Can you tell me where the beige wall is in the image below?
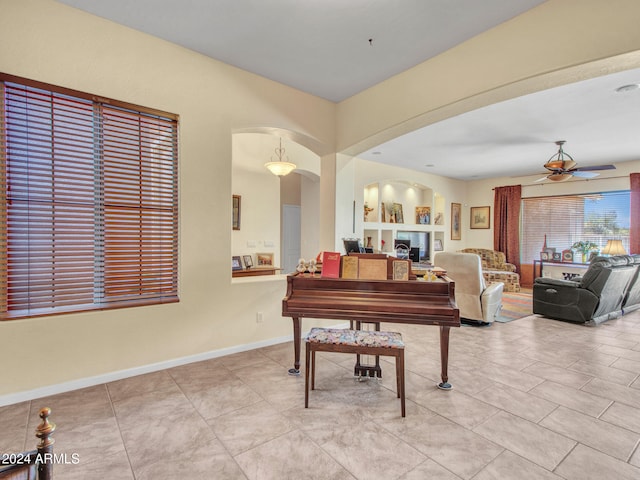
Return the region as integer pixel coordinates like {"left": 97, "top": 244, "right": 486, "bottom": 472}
{"left": 464, "top": 160, "right": 640, "bottom": 250}
{"left": 1, "top": 0, "right": 640, "bottom": 402}
{"left": 0, "top": 0, "right": 335, "bottom": 401}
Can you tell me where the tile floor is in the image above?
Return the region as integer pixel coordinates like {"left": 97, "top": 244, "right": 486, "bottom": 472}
{"left": 2, "top": 312, "right": 640, "bottom": 479}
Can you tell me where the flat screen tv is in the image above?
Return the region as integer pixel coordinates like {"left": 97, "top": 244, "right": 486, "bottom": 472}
{"left": 396, "top": 231, "right": 430, "bottom": 262}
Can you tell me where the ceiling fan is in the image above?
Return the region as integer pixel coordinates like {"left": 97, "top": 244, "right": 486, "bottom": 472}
{"left": 535, "top": 140, "right": 616, "bottom": 182}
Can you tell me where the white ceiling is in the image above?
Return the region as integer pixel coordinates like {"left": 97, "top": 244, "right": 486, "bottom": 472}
{"left": 359, "top": 67, "right": 640, "bottom": 181}
{"left": 56, "top": 0, "right": 640, "bottom": 181}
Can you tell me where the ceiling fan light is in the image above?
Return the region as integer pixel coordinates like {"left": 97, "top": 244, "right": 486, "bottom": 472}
{"left": 547, "top": 172, "right": 572, "bottom": 182}
{"left": 545, "top": 140, "right": 576, "bottom": 172}
{"left": 544, "top": 159, "right": 576, "bottom": 171}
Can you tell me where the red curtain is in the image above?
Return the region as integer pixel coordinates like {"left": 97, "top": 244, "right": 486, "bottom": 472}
{"left": 631, "top": 173, "right": 640, "bottom": 255}
{"left": 494, "top": 185, "right": 522, "bottom": 272}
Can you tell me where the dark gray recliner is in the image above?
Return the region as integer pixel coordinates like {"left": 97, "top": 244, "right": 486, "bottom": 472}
{"left": 533, "top": 255, "right": 639, "bottom": 324}
{"left": 622, "top": 255, "right": 640, "bottom": 313}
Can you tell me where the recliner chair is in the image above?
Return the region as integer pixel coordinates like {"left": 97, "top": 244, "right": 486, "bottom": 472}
{"left": 434, "top": 252, "right": 504, "bottom": 325}
{"left": 533, "top": 255, "right": 639, "bottom": 324}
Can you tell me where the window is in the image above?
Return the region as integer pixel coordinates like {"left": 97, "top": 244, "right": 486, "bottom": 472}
{"left": 521, "top": 191, "right": 630, "bottom": 263}
{"left": 0, "top": 74, "right": 178, "bottom": 320}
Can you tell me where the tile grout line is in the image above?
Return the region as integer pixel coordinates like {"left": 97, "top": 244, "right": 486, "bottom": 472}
{"left": 104, "top": 382, "right": 139, "bottom": 480}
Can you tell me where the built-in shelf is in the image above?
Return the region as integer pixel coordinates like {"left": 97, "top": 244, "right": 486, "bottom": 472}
{"left": 362, "top": 181, "right": 446, "bottom": 261}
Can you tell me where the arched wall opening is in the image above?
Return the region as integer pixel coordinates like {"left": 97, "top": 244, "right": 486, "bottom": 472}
{"left": 232, "top": 131, "right": 321, "bottom": 274}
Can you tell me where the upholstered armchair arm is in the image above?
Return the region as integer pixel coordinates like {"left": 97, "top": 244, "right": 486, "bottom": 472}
{"left": 481, "top": 282, "right": 504, "bottom": 322}
{"left": 502, "top": 262, "right": 517, "bottom": 272}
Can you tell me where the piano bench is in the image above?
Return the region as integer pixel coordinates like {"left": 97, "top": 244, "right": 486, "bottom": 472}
{"left": 304, "top": 327, "right": 406, "bottom": 417}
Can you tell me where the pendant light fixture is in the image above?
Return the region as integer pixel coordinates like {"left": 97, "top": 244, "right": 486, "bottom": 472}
{"left": 265, "top": 138, "right": 296, "bottom": 176}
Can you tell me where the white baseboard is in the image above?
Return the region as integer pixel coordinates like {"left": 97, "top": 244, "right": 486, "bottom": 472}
{"left": 0, "top": 335, "right": 293, "bottom": 407}
{"left": 0, "top": 322, "right": 350, "bottom": 407}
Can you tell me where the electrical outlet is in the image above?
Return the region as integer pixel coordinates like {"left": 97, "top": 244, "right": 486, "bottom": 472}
{"left": 256, "top": 312, "right": 263, "bottom": 323}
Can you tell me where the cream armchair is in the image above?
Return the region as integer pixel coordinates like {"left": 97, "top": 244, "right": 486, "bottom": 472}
{"left": 434, "top": 252, "right": 504, "bottom": 325}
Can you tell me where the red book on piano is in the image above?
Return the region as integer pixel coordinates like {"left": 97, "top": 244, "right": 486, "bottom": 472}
{"left": 320, "top": 251, "right": 341, "bottom": 278}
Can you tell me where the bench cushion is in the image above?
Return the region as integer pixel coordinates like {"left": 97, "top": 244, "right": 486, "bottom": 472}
{"left": 306, "top": 328, "right": 404, "bottom": 349}
{"left": 306, "top": 328, "right": 357, "bottom": 346}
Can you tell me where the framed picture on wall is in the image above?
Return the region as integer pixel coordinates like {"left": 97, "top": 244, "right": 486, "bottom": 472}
{"left": 232, "top": 195, "right": 241, "bottom": 230}
{"left": 470, "top": 206, "right": 490, "bottom": 229}
{"left": 451, "top": 203, "right": 461, "bottom": 240}
{"left": 256, "top": 253, "right": 274, "bottom": 266}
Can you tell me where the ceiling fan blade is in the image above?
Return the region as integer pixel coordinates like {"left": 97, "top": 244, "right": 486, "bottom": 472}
{"left": 534, "top": 176, "right": 549, "bottom": 182}
{"left": 571, "top": 171, "right": 599, "bottom": 178}
{"left": 570, "top": 164, "right": 616, "bottom": 172}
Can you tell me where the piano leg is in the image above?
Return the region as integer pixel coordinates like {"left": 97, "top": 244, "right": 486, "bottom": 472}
{"left": 289, "top": 317, "right": 301, "bottom": 375}
{"left": 438, "top": 326, "right": 452, "bottom": 390}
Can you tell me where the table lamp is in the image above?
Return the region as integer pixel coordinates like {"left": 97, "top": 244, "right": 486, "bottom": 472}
{"left": 601, "top": 239, "right": 626, "bottom": 256}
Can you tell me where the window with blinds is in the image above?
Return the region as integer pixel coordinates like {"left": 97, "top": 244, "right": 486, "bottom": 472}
{"left": 0, "top": 74, "right": 179, "bottom": 320}
{"left": 521, "top": 191, "right": 631, "bottom": 264}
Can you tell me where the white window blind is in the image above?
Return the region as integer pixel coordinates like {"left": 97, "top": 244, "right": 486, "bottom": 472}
{"left": 521, "top": 191, "right": 631, "bottom": 264}
{"left": 0, "top": 74, "right": 179, "bottom": 319}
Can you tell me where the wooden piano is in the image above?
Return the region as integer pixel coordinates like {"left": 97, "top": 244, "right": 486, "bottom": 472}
{"left": 282, "top": 272, "right": 460, "bottom": 389}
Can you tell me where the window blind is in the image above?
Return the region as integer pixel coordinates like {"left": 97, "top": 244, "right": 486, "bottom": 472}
{"left": 521, "top": 191, "right": 631, "bottom": 264}
{"left": 0, "top": 74, "right": 178, "bottom": 319}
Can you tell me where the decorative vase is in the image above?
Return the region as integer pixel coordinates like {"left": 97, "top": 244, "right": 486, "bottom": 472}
{"left": 366, "top": 236, "right": 372, "bottom": 248}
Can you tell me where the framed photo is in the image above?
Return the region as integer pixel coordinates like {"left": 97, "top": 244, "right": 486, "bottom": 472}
{"left": 232, "top": 255, "right": 243, "bottom": 271}
{"left": 256, "top": 252, "right": 274, "bottom": 266}
{"left": 434, "top": 239, "right": 443, "bottom": 251}
{"left": 232, "top": 195, "right": 241, "bottom": 230}
{"left": 451, "top": 203, "right": 461, "bottom": 240}
{"left": 540, "top": 251, "right": 550, "bottom": 261}
{"left": 243, "top": 255, "right": 253, "bottom": 268}
{"left": 470, "top": 206, "right": 490, "bottom": 229}
{"left": 434, "top": 212, "right": 444, "bottom": 225}
{"left": 415, "top": 206, "right": 431, "bottom": 224}
{"left": 392, "top": 203, "right": 404, "bottom": 223}
{"left": 552, "top": 252, "right": 562, "bottom": 262}
{"left": 562, "top": 249, "right": 573, "bottom": 262}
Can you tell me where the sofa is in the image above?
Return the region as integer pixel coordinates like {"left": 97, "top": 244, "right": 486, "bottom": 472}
{"left": 533, "top": 254, "right": 640, "bottom": 324}
{"left": 459, "top": 248, "right": 521, "bottom": 292}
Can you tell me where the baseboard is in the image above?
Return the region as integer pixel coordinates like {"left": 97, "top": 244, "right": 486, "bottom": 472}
{"left": 1, "top": 335, "right": 294, "bottom": 407}
{"left": 0, "top": 322, "right": 348, "bottom": 407}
